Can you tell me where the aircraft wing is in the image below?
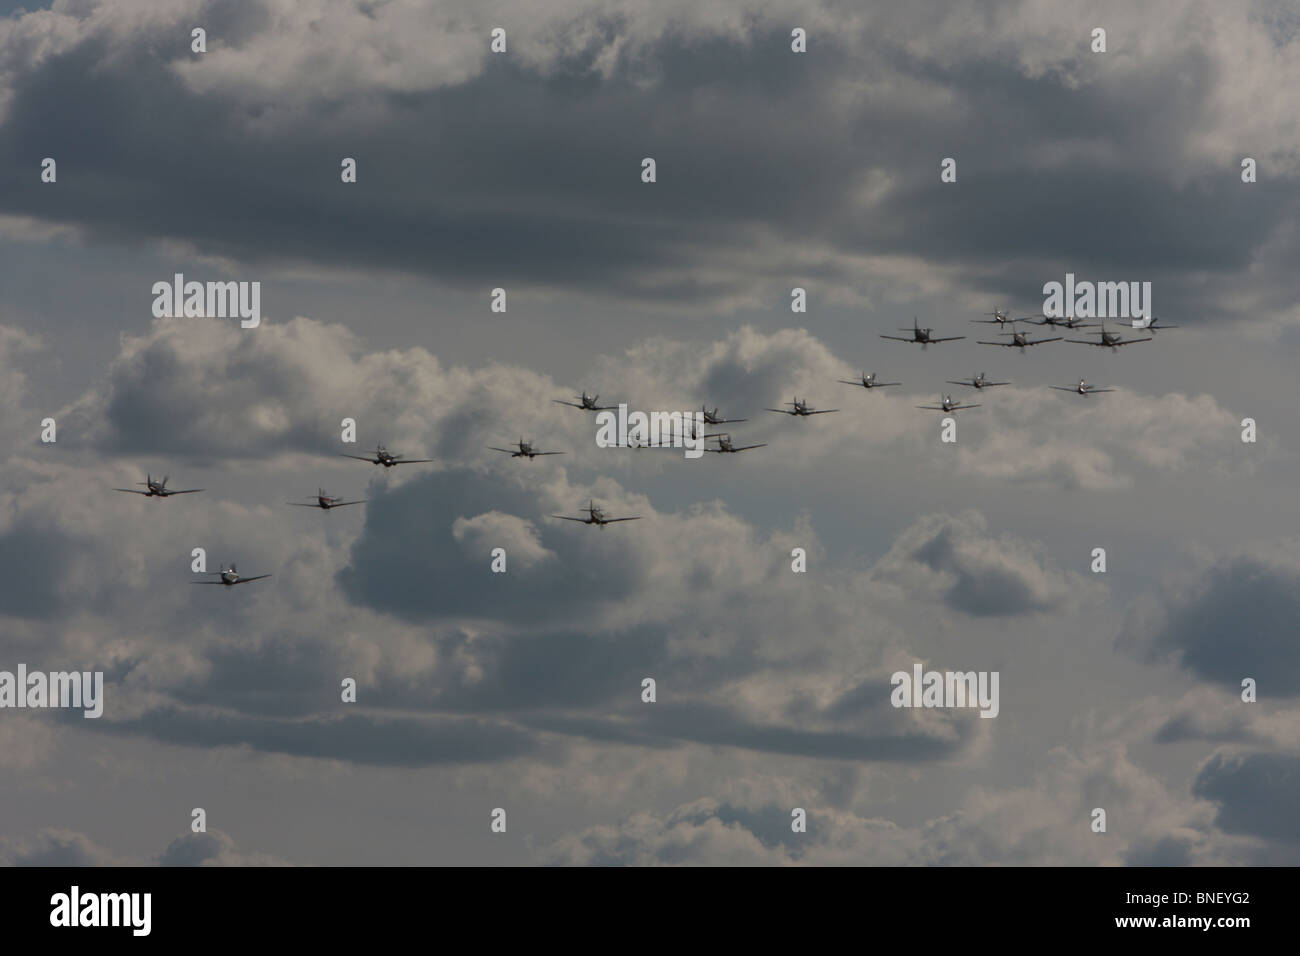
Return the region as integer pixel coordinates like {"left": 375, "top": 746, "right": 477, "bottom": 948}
{"left": 945, "top": 380, "right": 974, "bottom": 387}
{"left": 764, "top": 408, "right": 793, "bottom": 414}
{"left": 928, "top": 336, "right": 966, "bottom": 342}
{"left": 875, "top": 382, "right": 900, "bottom": 386}
{"left": 191, "top": 580, "right": 227, "bottom": 584}
{"left": 976, "top": 340, "right": 1016, "bottom": 346}
{"left": 591, "top": 405, "right": 618, "bottom": 410}
{"left": 286, "top": 503, "right": 322, "bottom": 507}
{"left": 340, "top": 454, "right": 379, "bottom": 462}
{"left": 112, "top": 488, "right": 149, "bottom": 495}
{"left": 805, "top": 409, "right": 838, "bottom": 414}
{"left": 1085, "top": 387, "right": 1115, "bottom": 393}
{"left": 952, "top": 403, "right": 982, "bottom": 410}
{"left": 166, "top": 489, "right": 204, "bottom": 495}
{"left": 1026, "top": 337, "right": 1063, "bottom": 345}
{"left": 602, "top": 517, "right": 642, "bottom": 523}
{"left": 878, "top": 334, "right": 915, "bottom": 342}
{"left": 984, "top": 381, "right": 1010, "bottom": 386}
{"left": 331, "top": 500, "right": 366, "bottom": 507}
{"left": 1049, "top": 386, "right": 1079, "bottom": 392}
{"left": 916, "top": 405, "right": 945, "bottom": 410}
{"left": 391, "top": 458, "right": 433, "bottom": 464}
{"left": 532, "top": 451, "right": 564, "bottom": 456}
{"left": 488, "top": 447, "right": 518, "bottom": 455}
{"left": 731, "top": 443, "right": 766, "bottom": 452}
{"left": 552, "top": 399, "right": 583, "bottom": 408}
{"left": 1065, "top": 338, "right": 1102, "bottom": 345}
{"left": 714, "top": 417, "right": 746, "bottom": 423}
{"left": 233, "top": 574, "right": 272, "bottom": 584}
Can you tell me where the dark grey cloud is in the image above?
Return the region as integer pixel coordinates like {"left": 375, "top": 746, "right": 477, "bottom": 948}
{"left": 0, "top": 516, "right": 78, "bottom": 617}
{"left": 1192, "top": 751, "right": 1300, "bottom": 842}
{"left": 1, "top": 4, "right": 1295, "bottom": 318}
{"left": 339, "top": 467, "right": 642, "bottom": 622}
{"left": 103, "top": 706, "right": 541, "bottom": 767}
{"left": 1123, "top": 835, "right": 1195, "bottom": 867}
{"left": 1120, "top": 554, "right": 1300, "bottom": 695}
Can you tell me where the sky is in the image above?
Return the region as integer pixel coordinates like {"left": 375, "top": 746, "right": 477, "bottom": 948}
{"left": 1, "top": 0, "right": 1299, "bottom": 866}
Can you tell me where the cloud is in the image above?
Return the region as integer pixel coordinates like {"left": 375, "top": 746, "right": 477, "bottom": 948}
{"left": 0, "top": 827, "right": 125, "bottom": 866}
{"left": 1193, "top": 751, "right": 1300, "bottom": 843}
{"left": 1117, "top": 546, "right": 1300, "bottom": 695}
{"left": 868, "top": 510, "right": 1094, "bottom": 616}
{"left": 3, "top": 2, "right": 1298, "bottom": 314}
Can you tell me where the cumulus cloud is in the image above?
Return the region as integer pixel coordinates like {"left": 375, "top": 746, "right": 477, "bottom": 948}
{"left": 867, "top": 510, "right": 1096, "bottom": 616}
{"left": 1117, "top": 544, "right": 1300, "bottom": 695}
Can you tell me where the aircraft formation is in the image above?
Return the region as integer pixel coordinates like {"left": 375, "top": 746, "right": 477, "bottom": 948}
{"left": 119, "top": 307, "right": 1177, "bottom": 577}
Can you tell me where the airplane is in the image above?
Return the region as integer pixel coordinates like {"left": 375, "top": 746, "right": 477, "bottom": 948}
{"left": 340, "top": 443, "right": 433, "bottom": 467}
{"left": 1065, "top": 325, "right": 1153, "bottom": 351}
{"left": 765, "top": 397, "right": 838, "bottom": 416}
{"left": 838, "top": 372, "right": 900, "bottom": 390}
{"left": 946, "top": 372, "right": 1009, "bottom": 390}
{"left": 1023, "top": 314, "right": 1099, "bottom": 331}
{"left": 620, "top": 436, "right": 668, "bottom": 449}
{"left": 701, "top": 406, "right": 746, "bottom": 425}
{"left": 287, "top": 489, "right": 366, "bottom": 510}
{"left": 682, "top": 423, "right": 725, "bottom": 443}
{"left": 553, "top": 391, "right": 616, "bottom": 411}
{"left": 113, "top": 474, "right": 203, "bottom": 498}
{"left": 1051, "top": 378, "right": 1115, "bottom": 396}
{"left": 880, "top": 317, "right": 965, "bottom": 347}
{"left": 551, "top": 500, "right": 642, "bottom": 528}
{"left": 972, "top": 309, "right": 1015, "bottom": 326}
{"left": 1129, "top": 315, "right": 1179, "bottom": 333}
{"left": 977, "top": 324, "right": 1063, "bottom": 351}
{"left": 192, "top": 563, "right": 272, "bottom": 587}
{"left": 916, "top": 394, "right": 981, "bottom": 413}
{"left": 490, "top": 439, "right": 564, "bottom": 459}
{"left": 705, "top": 434, "right": 767, "bottom": 454}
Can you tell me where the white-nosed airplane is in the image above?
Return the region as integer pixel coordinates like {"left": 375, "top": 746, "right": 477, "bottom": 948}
{"left": 551, "top": 500, "right": 642, "bottom": 527}
{"left": 881, "top": 317, "right": 965, "bottom": 347}
{"left": 1051, "top": 378, "right": 1115, "bottom": 396}
{"left": 705, "top": 434, "right": 767, "bottom": 454}
{"left": 972, "top": 309, "right": 1014, "bottom": 326}
{"left": 113, "top": 474, "right": 202, "bottom": 497}
{"left": 287, "top": 489, "right": 366, "bottom": 510}
{"left": 490, "top": 439, "right": 564, "bottom": 459}
{"left": 838, "top": 372, "right": 900, "bottom": 390}
{"left": 192, "top": 563, "right": 271, "bottom": 587}
{"left": 947, "top": 372, "right": 1009, "bottom": 390}
{"left": 1129, "top": 316, "right": 1179, "bottom": 333}
{"left": 553, "top": 391, "right": 616, "bottom": 411}
{"left": 765, "top": 397, "right": 838, "bottom": 416}
{"left": 1066, "top": 325, "right": 1153, "bottom": 351}
{"left": 341, "top": 443, "right": 433, "bottom": 467}
{"left": 977, "top": 324, "right": 1063, "bottom": 350}
{"left": 1024, "top": 314, "right": 1099, "bottom": 331}
{"left": 917, "top": 394, "right": 981, "bottom": 413}
{"left": 701, "top": 405, "right": 746, "bottom": 425}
